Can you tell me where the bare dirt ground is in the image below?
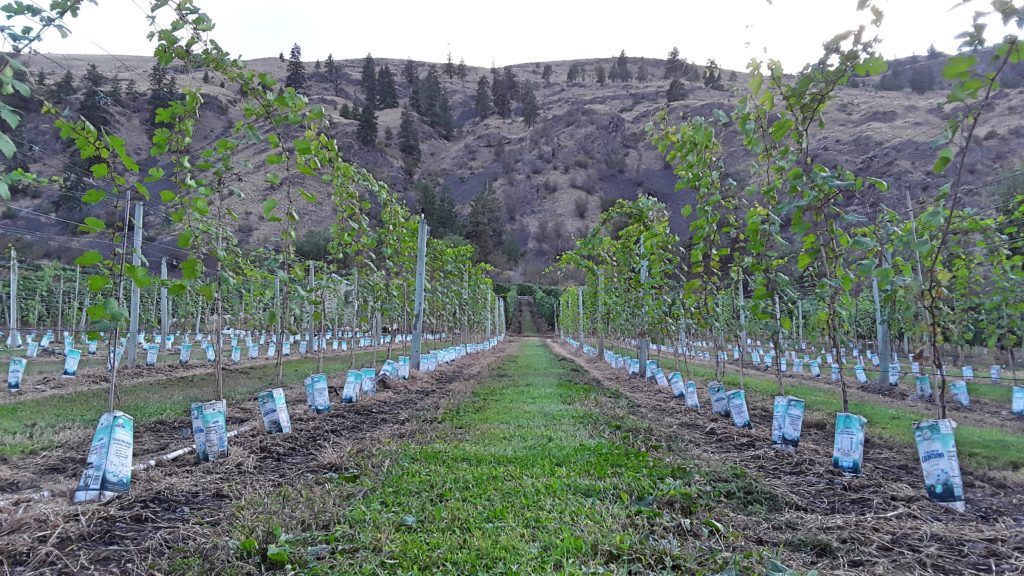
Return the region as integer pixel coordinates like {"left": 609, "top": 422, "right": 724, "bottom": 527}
{"left": 550, "top": 339, "right": 1024, "bottom": 576}
{"left": 0, "top": 341, "right": 512, "bottom": 575}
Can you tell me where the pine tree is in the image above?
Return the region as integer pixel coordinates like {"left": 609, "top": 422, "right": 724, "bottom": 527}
{"left": 361, "top": 53, "right": 377, "bottom": 109}
{"left": 279, "top": 52, "right": 285, "bottom": 61}
{"left": 78, "top": 63, "right": 112, "bottom": 130}
{"left": 314, "top": 59, "right": 321, "bottom": 77}
{"left": 521, "top": 83, "right": 539, "bottom": 127}
{"left": 444, "top": 52, "right": 455, "bottom": 79}
{"left": 147, "top": 63, "right": 170, "bottom": 114}
{"left": 566, "top": 63, "right": 581, "bottom": 84}
{"left": 109, "top": 74, "right": 124, "bottom": 105}
{"left": 34, "top": 69, "right": 46, "bottom": 87}
{"left": 436, "top": 90, "right": 454, "bottom": 139}
{"left": 398, "top": 108, "right": 421, "bottom": 173}
{"left": 465, "top": 184, "right": 504, "bottom": 262}
{"left": 475, "top": 75, "right": 492, "bottom": 118}
{"left": 414, "top": 67, "right": 454, "bottom": 138}
{"left": 665, "top": 46, "right": 682, "bottom": 78}
{"left": 541, "top": 64, "right": 553, "bottom": 84}
{"left": 340, "top": 102, "right": 351, "bottom": 119}
{"left": 636, "top": 59, "right": 649, "bottom": 83}
{"left": 702, "top": 58, "right": 722, "bottom": 89}
{"left": 402, "top": 58, "right": 417, "bottom": 85}
{"left": 202, "top": 70, "right": 210, "bottom": 83}
{"left": 502, "top": 66, "right": 518, "bottom": 101}
{"left": 456, "top": 58, "right": 469, "bottom": 82}
{"left": 416, "top": 181, "right": 461, "bottom": 237}
{"left": 356, "top": 104, "right": 377, "bottom": 146}
{"left": 615, "top": 50, "right": 632, "bottom": 82}
{"left": 51, "top": 70, "right": 77, "bottom": 101}
{"left": 376, "top": 64, "right": 399, "bottom": 109}
{"left": 608, "top": 61, "right": 620, "bottom": 83}
{"left": 285, "top": 43, "right": 306, "bottom": 90}
{"left": 325, "top": 53, "right": 339, "bottom": 94}
{"left": 595, "top": 64, "right": 607, "bottom": 86}
{"left": 491, "top": 72, "right": 512, "bottom": 117}
{"left": 125, "top": 78, "right": 138, "bottom": 99}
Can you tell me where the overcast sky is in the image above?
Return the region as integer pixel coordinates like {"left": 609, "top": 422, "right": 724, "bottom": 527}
{"left": 27, "top": 0, "right": 1018, "bottom": 71}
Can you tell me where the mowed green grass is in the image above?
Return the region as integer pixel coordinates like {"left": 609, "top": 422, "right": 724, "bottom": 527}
{"left": 621, "top": 347, "right": 1024, "bottom": 471}
{"left": 284, "top": 341, "right": 753, "bottom": 575}
{"left": 0, "top": 343, "right": 443, "bottom": 456}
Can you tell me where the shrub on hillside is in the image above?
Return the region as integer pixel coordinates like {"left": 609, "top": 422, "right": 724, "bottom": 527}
{"left": 909, "top": 66, "right": 936, "bottom": 94}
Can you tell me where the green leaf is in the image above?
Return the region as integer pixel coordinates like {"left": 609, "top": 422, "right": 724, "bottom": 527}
{"left": 265, "top": 172, "right": 283, "bottom": 185}
{"left": 0, "top": 103, "right": 20, "bottom": 130}
{"left": 0, "top": 133, "right": 15, "bottom": 159}
{"left": 87, "top": 274, "right": 110, "bottom": 292}
{"left": 81, "top": 188, "right": 107, "bottom": 204}
{"left": 933, "top": 147, "right": 954, "bottom": 174}
{"left": 79, "top": 217, "right": 106, "bottom": 233}
{"left": 681, "top": 204, "right": 693, "bottom": 218}
{"left": 75, "top": 250, "right": 104, "bottom": 266}
{"left": 181, "top": 257, "right": 203, "bottom": 281}
{"left": 90, "top": 163, "right": 109, "bottom": 178}
{"left": 797, "top": 252, "right": 814, "bottom": 271}
{"left": 262, "top": 198, "right": 279, "bottom": 219}
{"left": 942, "top": 54, "right": 976, "bottom": 80}
{"left": 266, "top": 544, "right": 289, "bottom": 565}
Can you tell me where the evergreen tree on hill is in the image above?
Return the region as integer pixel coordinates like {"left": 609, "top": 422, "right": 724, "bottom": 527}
{"left": 541, "top": 64, "right": 553, "bottom": 84}
{"left": 702, "top": 59, "right": 723, "bottom": 89}
{"left": 475, "top": 75, "right": 493, "bottom": 118}
{"left": 465, "top": 184, "right": 505, "bottom": 263}
{"left": 502, "top": 66, "right": 518, "bottom": 101}
{"left": 595, "top": 64, "right": 607, "bottom": 86}
{"left": 456, "top": 58, "right": 469, "bottom": 82}
{"left": 78, "top": 63, "right": 112, "bottom": 130}
{"left": 361, "top": 53, "right": 377, "bottom": 108}
{"left": 376, "top": 64, "right": 399, "bottom": 109}
{"left": 398, "top": 109, "right": 421, "bottom": 174}
{"left": 356, "top": 103, "right": 377, "bottom": 146}
{"left": 665, "top": 46, "right": 683, "bottom": 78}
{"left": 636, "top": 59, "right": 649, "bottom": 83}
{"left": 325, "top": 53, "right": 340, "bottom": 95}
{"left": 521, "top": 83, "right": 539, "bottom": 127}
{"left": 403, "top": 58, "right": 417, "bottom": 85}
{"left": 615, "top": 50, "right": 632, "bottom": 82}
{"left": 444, "top": 52, "right": 456, "bottom": 79}
{"left": 50, "top": 70, "right": 76, "bottom": 101}
{"left": 416, "top": 181, "right": 461, "bottom": 237}
{"left": 491, "top": 71, "right": 512, "bottom": 117}
{"left": 285, "top": 43, "right": 306, "bottom": 91}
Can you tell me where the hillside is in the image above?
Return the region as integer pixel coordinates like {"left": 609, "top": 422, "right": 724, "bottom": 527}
{"left": 4, "top": 51, "right": 1024, "bottom": 282}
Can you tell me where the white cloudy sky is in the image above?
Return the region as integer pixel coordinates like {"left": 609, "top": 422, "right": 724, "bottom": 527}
{"left": 25, "top": 0, "right": 1021, "bottom": 71}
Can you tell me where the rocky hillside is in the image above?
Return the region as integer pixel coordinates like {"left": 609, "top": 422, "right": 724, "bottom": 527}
{"left": 4, "top": 51, "right": 1024, "bottom": 282}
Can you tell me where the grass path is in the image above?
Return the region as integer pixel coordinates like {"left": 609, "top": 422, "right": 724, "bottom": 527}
{"left": 296, "top": 340, "right": 753, "bottom": 574}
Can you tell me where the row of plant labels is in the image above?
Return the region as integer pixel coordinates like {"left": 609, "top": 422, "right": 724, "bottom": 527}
{"left": 72, "top": 336, "right": 502, "bottom": 503}
{"left": 567, "top": 339, "right": 966, "bottom": 512}
{"left": 6, "top": 328, "right": 449, "bottom": 392}
{"left": 646, "top": 340, "right": 1023, "bottom": 416}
